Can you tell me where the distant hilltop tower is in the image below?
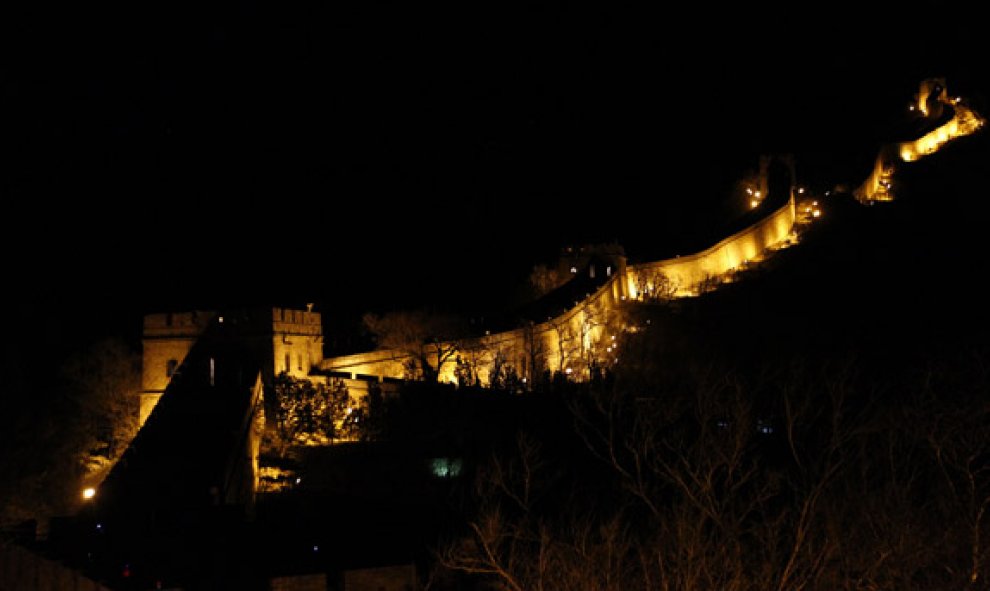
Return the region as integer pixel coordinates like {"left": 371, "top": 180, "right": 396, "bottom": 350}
{"left": 139, "top": 306, "right": 323, "bottom": 428}
{"left": 558, "top": 243, "right": 627, "bottom": 281}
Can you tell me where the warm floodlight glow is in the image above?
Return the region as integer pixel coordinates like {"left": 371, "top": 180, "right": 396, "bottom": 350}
{"left": 750, "top": 199, "right": 759, "bottom": 209}
{"left": 82, "top": 487, "right": 96, "bottom": 500}
{"left": 899, "top": 103, "right": 984, "bottom": 163}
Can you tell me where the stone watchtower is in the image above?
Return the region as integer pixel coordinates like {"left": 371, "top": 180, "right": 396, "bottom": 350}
{"left": 139, "top": 306, "right": 324, "bottom": 428}
{"left": 139, "top": 311, "right": 214, "bottom": 426}
{"left": 244, "top": 306, "right": 324, "bottom": 388}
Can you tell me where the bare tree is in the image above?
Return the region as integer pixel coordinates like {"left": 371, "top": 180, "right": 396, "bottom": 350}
{"left": 521, "top": 321, "right": 548, "bottom": 389}
{"left": 363, "top": 310, "right": 466, "bottom": 382}
{"left": 919, "top": 377, "right": 990, "bottom": 588}
{"left": 435, "top": 433, "right": 643, "bottom": 591}
{"left": 695, "top": 272, "right": 722, "bottom": 295}
{"left": 431, "top": 337, "right": 990, "bottom": 590}
{"left": 633, "top": 268, "right": 679, "bottom": 302}
{"left": 567, "top": 362, "right": 856, "bottom": 591}
{"left": 546, "top": 314, "right": 579, "bottom": 377}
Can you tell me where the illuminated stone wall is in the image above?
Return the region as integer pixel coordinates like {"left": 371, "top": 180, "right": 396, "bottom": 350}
{"left": 854, "top": 145, "right": 897, "bottom": 203}
{"left": 319, "top": 271, "right": 626, "bottom": 387}
{"left": 140, "top": 307, "right": 323, "bottom": 428}
{"left": 898, "top": 103, "right": 984, "bottom": 162}
{"left": 320, "top": 348, "right": 410, "bottom": 381}
{"left": 626, "top": 194, "right": 797, "bottom": 297}
{"left": 857, "top": 78, "right": 984, "bottom": 204}
{"left": 319, "top": 196, "right": 796, "bottom": 385}
{"left": 269, "top": 307, "right": 324, "bottom": 379}
{"left": 140, "top": 311, "right": 214, "bottom": 425}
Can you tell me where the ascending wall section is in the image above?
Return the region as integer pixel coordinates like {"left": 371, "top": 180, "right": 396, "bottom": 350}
{"left": 899, "top": 103, "right": 984, "bottom": 162}
{"left": 626, "top": 194, "right": 797, "bottom": 297}
{"left": 319, "top": 192, "right": 797, "bottom": 385}
{"left": 856, "top": 78, "right": 984, "bottom": 204}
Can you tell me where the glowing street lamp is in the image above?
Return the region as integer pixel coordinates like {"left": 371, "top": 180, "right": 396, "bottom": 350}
{"left": 82, "top": 487, "right": 96, "bottom": 500}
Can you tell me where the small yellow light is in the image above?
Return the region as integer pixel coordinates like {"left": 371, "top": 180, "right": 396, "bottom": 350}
{"left": 812, "top": 209, "right": 821, "bottom": 218}
{"left": 82, "top": 487, "right": 96, "bottom": 500}
{"left": 798, "top": 187, "right": 805, "bottom": 194}
{"left": 746, "top": 187, "right": 753, "bottom": 195}
{"left": 754, "top": 191, "right": 761, "bottom": 198}
{"left": 750, "top": 199, "right": 759, "bottom": 209}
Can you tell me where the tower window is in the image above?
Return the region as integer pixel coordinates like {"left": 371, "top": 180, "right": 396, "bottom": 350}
{"left": 285, "top": 353, "right": 291, "bottom": 373}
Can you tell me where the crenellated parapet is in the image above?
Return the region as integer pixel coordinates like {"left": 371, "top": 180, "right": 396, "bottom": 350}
{"left": 139, "top": 306, "right": 324, "bottom": 429}
{"left": 140, "top": 311, "right": 216, "bottom": 425}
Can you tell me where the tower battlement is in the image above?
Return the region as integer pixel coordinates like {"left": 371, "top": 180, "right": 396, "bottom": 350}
{"left": 143, "top": 311, "right": 215, "bottom": 338}
{"left": 272, "top": 307, "right": 322, "bottom": 336}
{"left": 139, "top": 306, "right": 324, "bottom": 429}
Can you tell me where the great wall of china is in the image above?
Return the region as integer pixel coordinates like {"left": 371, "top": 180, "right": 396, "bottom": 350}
{"left": 138, "top": 78, "right": 984, "bottom": 420}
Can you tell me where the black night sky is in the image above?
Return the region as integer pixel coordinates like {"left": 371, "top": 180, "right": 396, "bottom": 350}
{"left": 3, "top": 6, "right": 987, "bottom": 339}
